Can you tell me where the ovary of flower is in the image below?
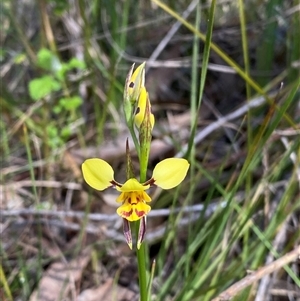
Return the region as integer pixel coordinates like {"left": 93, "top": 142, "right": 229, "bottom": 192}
{"left": 82, "top": 158, "right": 190, "bottom": 222}
{"left": 134, "top": 86, "right": 155, "bottom": 130}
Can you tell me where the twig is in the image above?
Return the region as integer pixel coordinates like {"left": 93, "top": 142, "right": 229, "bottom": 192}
{"left": 101, "top": 10, "right": 236, "bottom": 74}
{"left": 1, "top": 180, "right": 289, "bottom": 221}
{"left": 146, "top": 0, "right": 199, "bottom": 73}
{"left": 211, "top": 246, "right": 300, "bottom": 301}
{"left": 254, "top": 214, "right": 293, "bottom": 300}
{"left": 2, "top": 181, "right": 81, "bottom": 190}
{"left": 176, "top": 92, "right": 276, "bottom": 158}
{"left": 0, "top": 201, "right": 225, "bottom": 221}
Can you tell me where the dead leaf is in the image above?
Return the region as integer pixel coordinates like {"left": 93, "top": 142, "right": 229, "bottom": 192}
{"left": 78, "top": 278, "right": 136, "bottom": 301}
{"left": 29, "top": 247, "right": 91, "bottom": 301}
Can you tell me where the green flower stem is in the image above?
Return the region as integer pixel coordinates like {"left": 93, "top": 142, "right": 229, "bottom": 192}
{"left": 136, "top": 150, "right": 149, "bottom": 301}
{"left": 126, "top": 63, "right": 152, "bottom": 301}
{"left": 135, "top": 229, "right": 148, "bottom": 301}
{"left": 136, "top": 112, "right": 151, "bottom": 301}
{"left": 138, "top": 112, "right": 152, "bottom": 183}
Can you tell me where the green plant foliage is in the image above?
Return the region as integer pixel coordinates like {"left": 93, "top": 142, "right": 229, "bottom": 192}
{"left": 59, "top": 96, "right": 83, "bottom": 111}
{"left": 50, "top": 0, "right": 70, "bottom": 16}
{"left": 61, "top": 126, "right": 71, "bottom": 139}
{"left": 68, "top": 57, "right": 86, "bottom": 70}
{"left": 37, "top": 48, "right": 61, "bottom": 72}
{"left": 28, "top": 75, "right": 61, "bottom": 101}
{"left": 46, "top": 124, "right": 63, "bottom": 148}
{"left": 13, "top": 53, "right": 26, "bottom": 64}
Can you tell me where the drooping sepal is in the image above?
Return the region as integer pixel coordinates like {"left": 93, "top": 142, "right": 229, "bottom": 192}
{"left": 123, "top": 218, "right": 133, "bottom": 250}
{"left": 137, "top": 216, "right": 147, "bottom": 250}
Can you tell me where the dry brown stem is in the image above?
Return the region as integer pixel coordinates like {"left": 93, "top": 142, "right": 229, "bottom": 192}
{"left": 211, "top": 246, "right": 300, "bottom": 301}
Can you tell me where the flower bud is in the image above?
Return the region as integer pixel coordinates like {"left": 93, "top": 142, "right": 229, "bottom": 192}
{"left": 123, "top": 63, "right": 146, "bottom": 127}
{"left": 124, "top": 62, "right": 145, "bottom": 104}
{"left": 134, "top": 87, "right": 155, "bottom": 130}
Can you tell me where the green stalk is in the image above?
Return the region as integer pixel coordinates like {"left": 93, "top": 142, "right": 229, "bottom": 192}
{"left": 0, "top": 264, "right": 13, "bottom": 301}
{"left": 135, "top": 145, "right": 149, "bottom": 301}
{"left": 135, "top": 90, "right": 153, "bottom": 301}
{"left": 136, "top": 237, "right": 148, "bottom": 301}
{"left": 238, "top": 0, "right": 252, "bottom": 270}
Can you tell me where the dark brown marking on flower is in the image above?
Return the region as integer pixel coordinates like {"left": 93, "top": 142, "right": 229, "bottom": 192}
{"left": 135, "top": 107, "right": 140, "bottom": 115}
{"left": 135, "top": 209, "right": 145, "bottom": 217}
{"left": 110, "top": 180, "right": 122, "bottom": 187}
{"left": 143, "top": 178, "right": 155, "bottom": 186}
{"left": 121, "top": 209, "right": 133, "bottom": 218}
{"left": 129, "top": 82, "right": 134, "bottom": 88}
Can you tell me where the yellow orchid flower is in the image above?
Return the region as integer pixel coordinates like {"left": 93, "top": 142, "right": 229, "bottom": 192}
{"left": 82, "top": 158, "right": 189, "bottom": 222}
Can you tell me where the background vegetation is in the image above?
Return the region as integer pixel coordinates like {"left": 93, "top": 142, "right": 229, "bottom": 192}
{"left": 1, "top": 0, "right": 299, "bottom": 300}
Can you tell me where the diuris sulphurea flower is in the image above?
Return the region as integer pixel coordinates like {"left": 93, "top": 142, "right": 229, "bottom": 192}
{"left": 82, "top": 157, "right": 189, "bottom": 248}
{"left": 83, "top": 62, "right": 189, "bottom": 251}
{"left": 82, "top": 157, "right": 189, "bottom": 221}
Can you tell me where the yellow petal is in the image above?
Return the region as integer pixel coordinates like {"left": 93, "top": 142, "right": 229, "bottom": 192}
{"left": 152, "top": 158, "right": 190, "bottom": 189}
{"left": 116, "top": 192, "right": 126, "bottom": 203}
{"left": 82, "top": 158, "right": 114, "bottom": 191}
{"left": 116, "top": 178, "right": 150, "bottom": 192}
{"left": 117, "top": 199, "right": 151, "bottom": 222}
{"left": 141, "top": 191, "right": 152, "bottom": 202}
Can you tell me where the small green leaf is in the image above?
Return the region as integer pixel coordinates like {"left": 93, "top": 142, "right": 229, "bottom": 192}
{"left": 59, "top": 96, "right": 83, "bottom": 110}
{"left": 68, "top": 57, "right": 86, "bottom": 69}
{"left": 53, "top": 105, "right": 62, "bottom": 114}
{"left": 46, "top": 124, "right": 63, "bottom": 148}
{"left": 55, "top": 63, "right": 69, "bottom": 81}
{"left": 52, "top": 0, "right": 70, "bottom": 16}
{"left": 14, "top": 53, "right": 27, "bottom": 64}
{"left": 37, "top": 48, "right": 61, "bottom": 72}
{"left": 61, "top": 126, "right": 71, "bottom": 139}
{"left": 29, "top": 76, "right": 61, "bottom": 100}
{"left": 46, "top": 124, "right": 58, "bottom": 137}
